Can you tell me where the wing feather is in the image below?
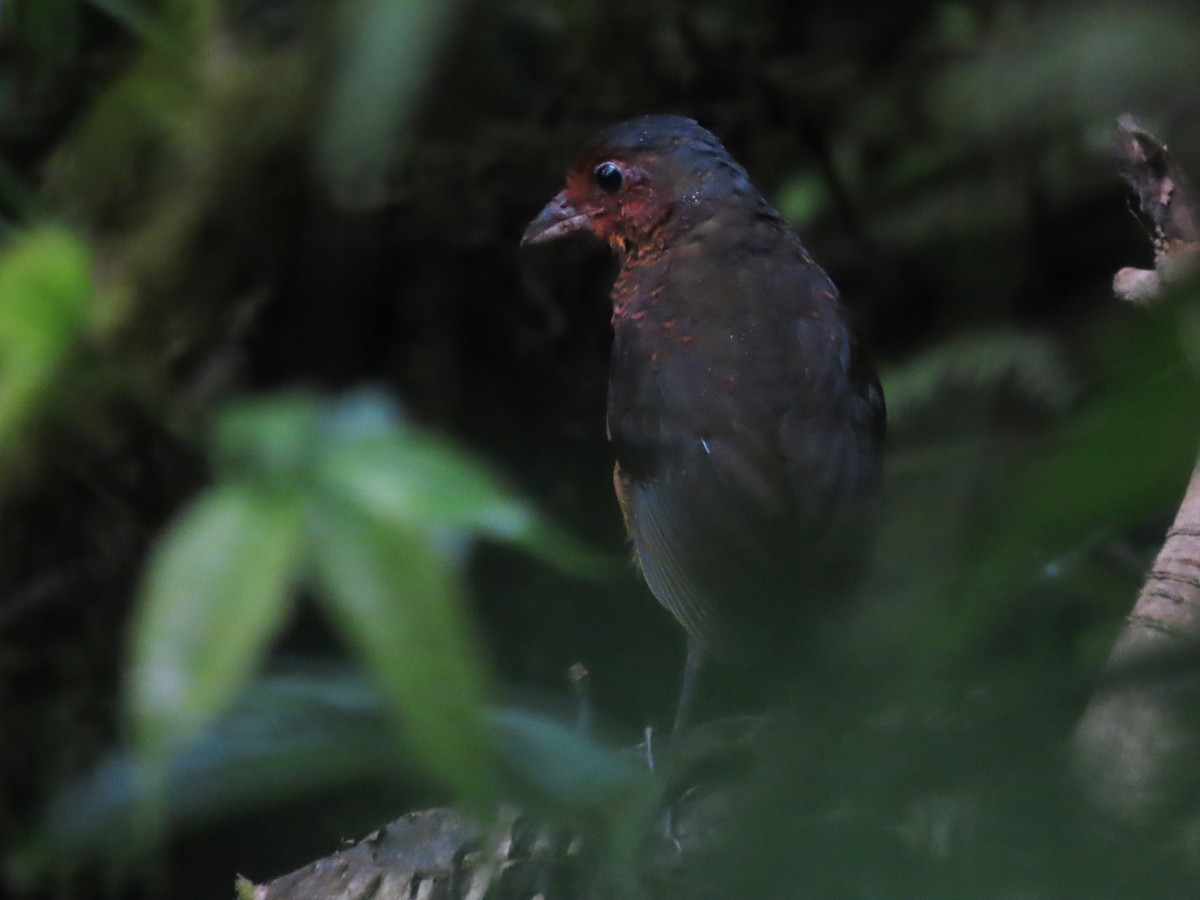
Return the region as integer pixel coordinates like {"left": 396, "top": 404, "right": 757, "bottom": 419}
{"left": 608, "top": 219, "right": 884, "bottom": 661}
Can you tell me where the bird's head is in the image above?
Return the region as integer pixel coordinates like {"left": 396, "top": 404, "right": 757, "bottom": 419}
{"left": 522, "top": 115, "right": 758, "bottom": 255}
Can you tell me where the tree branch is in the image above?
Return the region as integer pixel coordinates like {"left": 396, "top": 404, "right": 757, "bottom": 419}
{"left": 1072, "top": 115, "right": 1200, "bottom": 826}
{"left": 1110, "top": 115, "right": 1200, "bottom": 303}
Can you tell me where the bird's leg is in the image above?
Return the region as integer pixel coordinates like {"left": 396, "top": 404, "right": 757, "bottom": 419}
{"left": 673, "top": 637, "right": 704, "bottom": 732}
{"left": 568, "top": 662, "right": 592, "bottom": 733}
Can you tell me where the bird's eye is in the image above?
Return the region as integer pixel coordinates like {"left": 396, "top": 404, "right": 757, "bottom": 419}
{"left": 593, "top": 161, "right": 624, "bottom": 194}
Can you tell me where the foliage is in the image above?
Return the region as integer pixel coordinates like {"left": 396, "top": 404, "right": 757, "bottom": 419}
{"left": 0, "top": 228, "right": 92, "bottom": 464}
{"left": 315, "top": 0, "right": 465, "bottom": 205}
{"left": 11, "top": 387, "right": 627, "bottom": 880}
{"left": 14, "top": 672, "right": 654, "bottom": 887}
{"left": 138, "top": 389, "right": 604, "bottom": 797}
{"left": 2, "top": 0, "right": 1200, "bottom": 896}
{"left": 875, "top": 293, "right": 1200, "bottom": 664}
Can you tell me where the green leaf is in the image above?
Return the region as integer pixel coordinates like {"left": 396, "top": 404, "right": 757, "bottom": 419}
{"left": 85, "top": 0, "right": 154, "bottom": 35}
{"left": 313, "top": 389, "right": 610, "bottom": 577}
{"left": 127, "top": 482, "right": 306, "bottom": 759}
{"left": 490, "top": 707, "right": 651, "bottom": 814}
{"left": 213, "top": 391, "right": 323, "bottom": 484}
{"left": 882, "top": 329, "right": 1081, "bottom": 428}
{"left": 320, "top": 429, "right": 538, "bottom": 536}
{"left": 12, "top": 673, "right": 401, "bottom": 880}
{"left": 773, "top": 172, "right": 829, "bottom": 229}
{"left": 940, "top": 333, "right": 1200, "bottom": 654}
{"left": 930, "top": 6, "right": 1200, "bottom": 136}
{"left": 0, "top": 227, "right": 92, "bottom": 454}
{"left": 490, "top": 707, "right": 658, "bottom": 896}
{"left": 315, "top": 0, "right": 463, "bottom": 206}
{"left": 310, "top": 504, "right": 498, "bottom": 805}
{"left": 14, "top": 682, "right": 654, "bottom": 884}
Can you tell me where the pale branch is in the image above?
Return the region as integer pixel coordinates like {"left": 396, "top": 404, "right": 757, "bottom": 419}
{"left": 1072, "top": 115, "right": 1200, "bottom": 826}
{"left": 237, "top": 708, "right": 777, "bottom": 900}
{"left": 1111, "top": 114, "right": 1200, "bottom": 303}
{"left": 240, "top": 806, "right": 581, "bottom": 900}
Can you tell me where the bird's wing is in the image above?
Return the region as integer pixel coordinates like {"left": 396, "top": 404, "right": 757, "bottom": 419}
{"left": 609, "top": 239, "right": 883, "bottom": 659}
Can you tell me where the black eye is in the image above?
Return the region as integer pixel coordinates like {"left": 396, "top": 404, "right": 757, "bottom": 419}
{"left": 593, "top": 161, "right": 624, "bottom": 194}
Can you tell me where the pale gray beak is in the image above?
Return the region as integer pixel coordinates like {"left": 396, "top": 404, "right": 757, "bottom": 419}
{"left": 521, "top": 191, "right": 590, "bottom": 246}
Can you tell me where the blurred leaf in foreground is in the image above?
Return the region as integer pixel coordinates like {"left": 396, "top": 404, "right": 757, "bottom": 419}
{"left": 306, "top": 389, "right": 612, "bottom": 578}
{"left": 931, "top": 3, "right": 1200, "bottom": 137}
{"left": 11, "top": 673, "right": 400, "bottom": 882}
{"left": 315, "top": 0, "right": 464, "bottom": 207}
{"left": 311, "top": 506, "right": 498, "bottom": 806}
{"left": 883, "top": 329, "right": 1081, "bottom": 431}
{"left": 0, "top": 227, "right": 92, "bottom": 463}
{"left": 490, "top": 707, "right": 653, "bottom": 818}
{"left": 490, "top": 707, "right": 658, "bottom": 897}
{"left": 14, "top": 675, "right": 655, "bottom": 886}
{"left": 127, "top": 481, "right": 306, "bottom": 760}
{"left": 116, "top": 389, "right": 603, "bottom": 844}
{"left": 945, "top": 307, "right": 1200, "bottom": 653}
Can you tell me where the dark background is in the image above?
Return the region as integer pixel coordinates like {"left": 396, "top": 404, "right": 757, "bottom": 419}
{"left": 2, "top": 0, "right": 1200, "bottom": 895}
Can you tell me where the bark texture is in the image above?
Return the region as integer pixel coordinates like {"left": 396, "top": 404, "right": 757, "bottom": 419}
{"left": 1072, "top": 115, "right": 1200, "bottom": 826}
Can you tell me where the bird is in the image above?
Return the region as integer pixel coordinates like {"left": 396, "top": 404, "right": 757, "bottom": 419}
{"left": 522, "top": 115, "right": 885, "bottom": 730}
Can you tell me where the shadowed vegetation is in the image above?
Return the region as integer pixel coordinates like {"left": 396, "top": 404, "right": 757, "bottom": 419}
{"left": 2, "top": 0, "right": 1200, "bottom": 896}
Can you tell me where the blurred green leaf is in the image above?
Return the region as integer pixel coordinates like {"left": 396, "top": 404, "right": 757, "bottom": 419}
{"left": 315, "top": 0, "right": 464, "bottom": 206}
{"left": 943, "top": 315, "right": 1200, "bottom": 652}
{"left": 217, "top": 389, "right": 608, "bottom": 574}
{"left": 0, "top": 156, "right": 36, "bottom": 226}
{"left": 85, "top": 0, "right": 153, "bottom": 35}
{"left": 490, "top": 707, "right": 657, "bottom": 897}
{"left": 931, "top": 5, "right": 1200, "bottom": 135}
{"left": 933, "top": 2, "right": 980, "bottom": 52}
{"left": 312, "top": 389, "right": 611, "bottom": 577}
{"left": 318, "top": 421, "right": 535, "bottom": 538}
{"left": 490, "top": 707, "right": 652, "bottom": 814}
{"left": 11, "top": 673, "right": 401, "bottom": 880}
{"left": 127, "top": 388, "right": 603, "bottom": 808}
{"left": 128, "top": 482, "right": 306, "bottom": 759}
{"left": 0, "top": 227, "right": 92, "bottom": 457}
{"left": 882, "top": 329, "right": 1081, "bottom": 429}
{"left": 7, "top": 0, "right": 83, "bottom": 95}
{"left": 310, "top": 503, "right": 498, "bottom": 806}
{"left": 774, "top": 172, "right": 829, "bottom": 228}
{"left": 214, "top": 391, "right": 324, "bottom": 484}
{"left": 14, "top": 675, "right": 657, "bottom": 883}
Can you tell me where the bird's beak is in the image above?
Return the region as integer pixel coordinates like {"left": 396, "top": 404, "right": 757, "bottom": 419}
{"left": 521, "top": 191, "right": 590, "bottom": 246}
